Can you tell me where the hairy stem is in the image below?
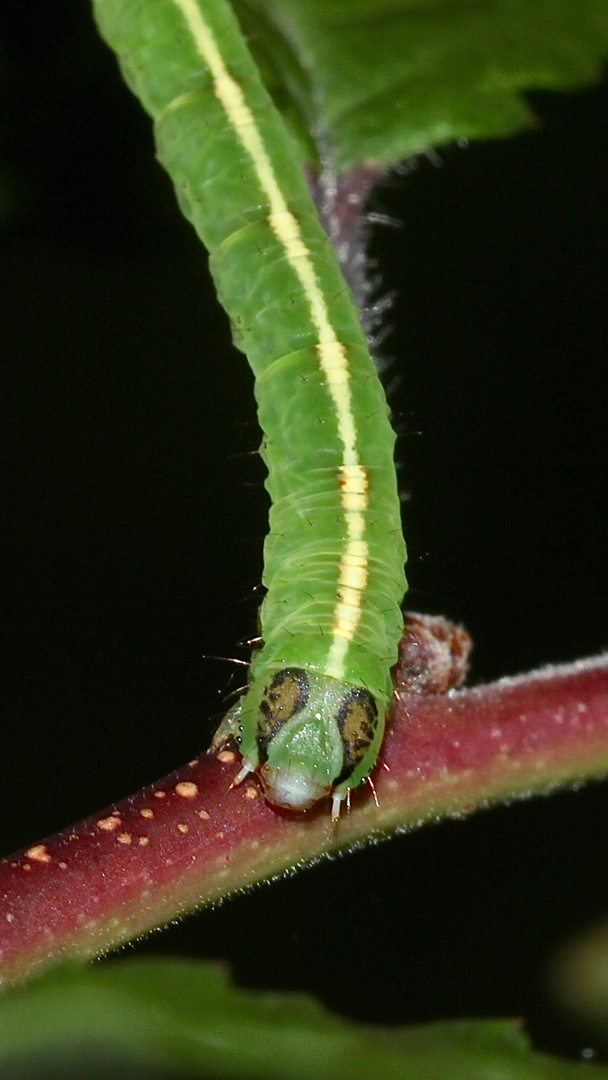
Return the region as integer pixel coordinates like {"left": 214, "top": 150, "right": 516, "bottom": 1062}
{"left": 1, "top": 650, "right": 607, "bottom": 989}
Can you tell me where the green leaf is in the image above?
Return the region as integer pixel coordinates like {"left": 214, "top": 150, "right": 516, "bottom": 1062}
{"left": 551, "top": 920, "right": 608, "bottom": 1045}
{"left": 1, "top": 959, "right": 608, "bottom": 1079}
{"left": 237, "top": 0, "right": 608, "bottom": 167}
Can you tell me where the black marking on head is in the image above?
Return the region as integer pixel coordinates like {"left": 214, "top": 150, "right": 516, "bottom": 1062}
{"left": 256, "top": 668, "right": 310, "bottom": 764}
{"left": 333, "top": 688, "right": 378, "bottom": 787}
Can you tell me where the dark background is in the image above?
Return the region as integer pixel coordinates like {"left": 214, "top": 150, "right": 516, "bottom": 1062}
{"left": 2, "top": 0, "right": 608, "bottom": 1061}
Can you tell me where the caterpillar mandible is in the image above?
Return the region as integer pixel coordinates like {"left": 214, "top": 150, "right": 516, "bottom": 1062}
{"left": 93, "top": 0, "right": 407, "bottom": 818}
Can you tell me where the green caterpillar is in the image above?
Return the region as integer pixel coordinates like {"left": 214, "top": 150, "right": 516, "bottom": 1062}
{"left": 93, "top": 0, "right": 407, "bottom": 818}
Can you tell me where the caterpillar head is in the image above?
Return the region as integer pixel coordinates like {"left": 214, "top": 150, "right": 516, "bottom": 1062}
{"left": 229, "top": 667, "right": 383, "bottom": 816}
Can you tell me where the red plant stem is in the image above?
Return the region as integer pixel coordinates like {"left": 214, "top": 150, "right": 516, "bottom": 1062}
{"left": 306, "top": 165, "right": 382, "bottom": 310}
{"left": 1, "top": 654, "right": 608, "bottom": 989}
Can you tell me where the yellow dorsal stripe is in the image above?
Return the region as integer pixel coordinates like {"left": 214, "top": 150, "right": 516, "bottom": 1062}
{"left": 172, "top": 0, "right": 369, "bottom": 678}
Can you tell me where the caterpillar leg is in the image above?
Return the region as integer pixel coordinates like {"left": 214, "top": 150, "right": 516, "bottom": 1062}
{"left": 331, "top": 792, "right": 345, "bottom": 821}
{"left": 211, "top": 700, "right": 242, "bottom": 752}
{"left": 229, "top": 763, "right": 254, "bottom": 789}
